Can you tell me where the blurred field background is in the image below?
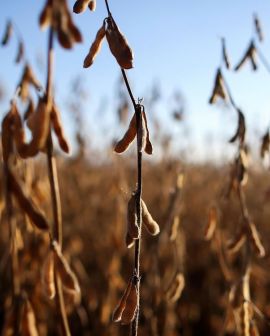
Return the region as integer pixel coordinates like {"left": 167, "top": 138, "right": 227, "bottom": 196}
{"left": 1, "top": 1, "right": 270, "bottom": 336}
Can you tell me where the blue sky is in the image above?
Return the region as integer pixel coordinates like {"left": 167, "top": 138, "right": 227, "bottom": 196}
{"left": 1, "top": 1, "right": 270, "bottom": 162}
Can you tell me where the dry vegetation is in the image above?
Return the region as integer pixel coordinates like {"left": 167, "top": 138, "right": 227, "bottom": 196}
{"left": 1, "top": 1, "right": 270, "bottom": 336}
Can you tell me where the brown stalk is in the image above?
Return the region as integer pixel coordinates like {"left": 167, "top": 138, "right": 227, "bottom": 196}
{"left": 104, "top": 2, "right": 143, "bottom": 334}
{"left": 45, "top": 27, "right": 71, "bottom": 335}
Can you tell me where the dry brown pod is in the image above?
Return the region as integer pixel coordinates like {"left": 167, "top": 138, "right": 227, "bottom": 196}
{"left": 120, "top": 280, "right": 138, "bottom": 325}
{"left": 23, "top": 98, "right": 35, "bottom": 121}
{"left": 114, "top": 113, "right": 136, "bottom": 153}
{"left": 112, "top": 279, "right": 132, "bottom": 322}
{"left": 51, "top": 103, "right": 70, "bottom": 153}
{"left": 1, "top": 20, "right": 13, "bottom": 46}
{"left": 247, "top": 222, "right": 265, "bottom": 258}
{"left": 88, "top": 0, "right": 96, "bottom": 11}
{"left": 127, "top": 193, "right": 139, "bottom": 239}
{"left": 83, "top": 23, "right": 106, "bottom": 68}
{"left": 169, "top": 215, "right": 179, "bottom": 241}
{"left": 7, "top": 167, "right": 49, "bottom": 231}
{"left": 73, "top": 0, "right": 91, "bottom": 14}
{"left": 229, "top": 109, "right": 246, "bottom": 144}
{"left": 141, "top": 199, "right": 160, "bottom": 236}
{"left": 20, "top": 299, "right": 39, "bottom": 336}
{"left": 209, "top": 68, "right": 227, "bottom": 104}
{"left": 15, "top": 40, "right": 25, "bottom": 64}
{"left": 221, "top": 37, "right": 231, "bottom": 69}
{"left": 260, "top": 129, "right": 270, "bottom": 159}
{"left": 204, "top": 205, "right": 218, "bottom": 241}
{"left": 227, "top": 228, "right": 246, "bottom": 254}
{"left": 142, "top": 109, "right": 153, "bottom": 155}
{"left": 39, "top": 0, "right": 52, "bottom": 30}
{"left": 254, "top": 14, "right": 264, "bottom": 42}
{"left": 137, "top": 111, "right": 147, "bottom": 153}
{"left": 18, "top": 64, "right": 41, "bottom": 101}
{"left": 234, "top": 40, "right": 257, "bottom": 71}
{"left": 166, "top": 272, "right": 185, "bottom": 303}
{"left": 105, "top": 17, "right": 134, "bottom": 69}
{"left": 125, "top": 232, "right": 135, "bottom": 249}
{"left": 241, "top": 301, "right": 250, "bottom": 336}
{"left": 1, "top": 106, "right": 15, "bottom": 163}
{"left": 52, "top": 241, "right": 81, "bottom": 295}
{"left": 14, "top": 97, "right": 51, "bottom": 158}
{"left": 41, "top": 251, "right": 56, "bottom": 300}
{"left": 39, "top": 0, "right": 82, "bottom": 49}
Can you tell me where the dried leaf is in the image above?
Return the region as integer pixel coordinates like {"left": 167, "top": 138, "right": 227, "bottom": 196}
{"left": 83, "top": 23, "right": 106, "bottom": 68}
{"left": 105, "top": 17, "right": 134, "bottom": 69}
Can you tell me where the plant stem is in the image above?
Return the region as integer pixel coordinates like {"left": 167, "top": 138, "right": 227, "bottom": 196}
{"left": 119, "top": 57, "right": 143, "bottom": 336}
{"left": 45, "top": 27, "right": 70, "bottom": 336}
{"left": 103, "top": 1, "right": 143, "bottom": 333}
